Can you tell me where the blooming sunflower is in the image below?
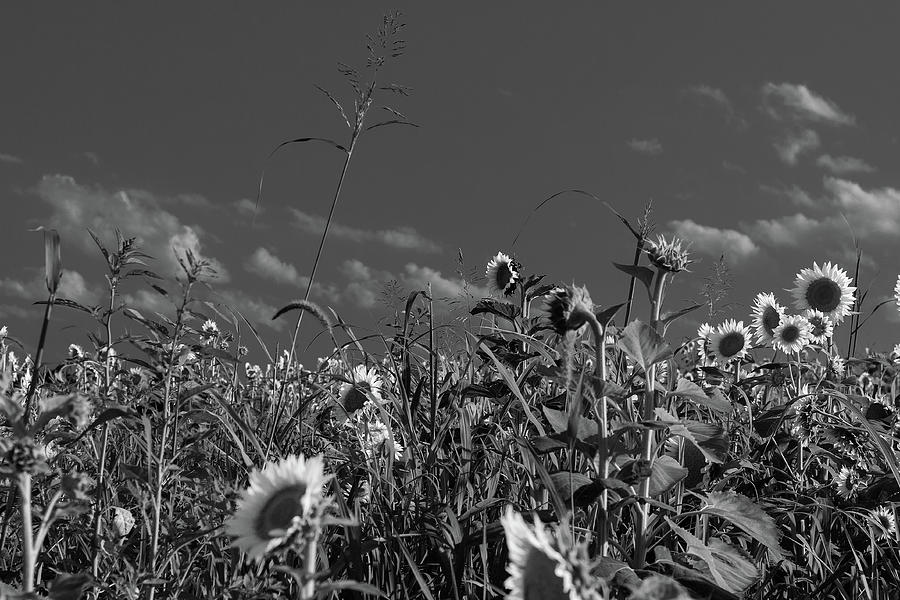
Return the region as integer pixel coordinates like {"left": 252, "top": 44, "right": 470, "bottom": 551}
{"left": 869, "top": 506, "right": 897, "bottom": 540}
{"left": 829, "top": 355, "right": 846, "bottom": 378}
{"left": 544, "top": 285, "right": 595, "bottom": 335}
{"left": 501, "top": 507, "right": 599, "bottom": 600}
{"left": 804, "top": 309, "right": 834, "bottom": 345}
{"left": 751, "top": 292, "right": 785, "bottom": 345}
{"left": 486, "top": 252, "right": 521, "bottom": 297}
{"left": 226, "top": 454, "right": 331, "bottom": 561}
{"left": 772, "top": 314, "right": 811, "bottom": 354}
{"left": 790, "top": 261, "right": 855, "bottom": 323}
{"left": 708, "top": 320, "right": 751, "bottom": 366}
{"left": 339, "top": 365, "right": 383, "bottom": 413}
{"left": 833, "top": 466, "right": 856, "bottom": 500}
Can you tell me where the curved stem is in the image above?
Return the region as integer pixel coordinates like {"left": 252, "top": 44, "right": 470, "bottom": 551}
{"left": 586, "top": 314, "right": 609, "bottom": 556}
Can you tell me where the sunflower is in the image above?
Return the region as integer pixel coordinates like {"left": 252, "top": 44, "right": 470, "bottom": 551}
{"left": 339, "top": 365, "right": 383, "bottom": 414}
{"left": 544, "top": 285, "right": 595, "bottom": 335}
{"left": 829, "top": 355, "right": 846, "bottom": 378}
{"left": 751, "top": 292, "right": 785, "bottom": 345}
{"left": 226, "top": 454, "right": 331, "bottom": 561}
{"left": 643, "top": 234, "right": 692, "bottom": 273}
{"left": 772, "top": 314, "right": 811, "bottom": 354}
{"left": 708, "top": 320, "right": 751, "bottom": 365}
{"left": 869, "top": 506, "right": 897, "bottom": 540}
{"left": 501, "top": 507, "right": 599, "bottom": 600}
{"left": 833, "top": 466, "right": 856, "bottom": 499}
{"left": 486, "top": 252, "right": 521, "bottom": 297}
{"left": 790, "top": 261, "right": 855, "bottom": 323}
{"left": 803, "top": 309, "right": 834, "bottom": 345}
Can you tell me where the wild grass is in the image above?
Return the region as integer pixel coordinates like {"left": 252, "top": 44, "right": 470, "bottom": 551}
{"left": 1, "top": 12, "right": 900, "bottom": 600}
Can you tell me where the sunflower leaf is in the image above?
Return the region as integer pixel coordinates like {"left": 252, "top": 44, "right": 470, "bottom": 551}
{"left": 700, "top": 491, "right": 783, "bottom": 560}
{"left": 668, "top": 377, "right": 731, "bottom": 413}
{"left": 613, "top": 263, "right": 655, "bottom": 300}
{"left": 655, "top": 408, "right": 729, "bottom": 464}
{"left": 666, "top": 518, "right": 760, "bottom": 593}
{"left": 617, "top": 320, "right": 673, "bottom": 373}
{"left": 469, "top": 298, "right": 521, "bottom": 321}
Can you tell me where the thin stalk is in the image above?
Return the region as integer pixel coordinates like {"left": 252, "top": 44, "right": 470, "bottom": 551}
{"left": 618, "top": 241, "right": 644, "bottom": 378}
{"left": 428, "top": 283, "right": 437, "bottom": 439}
{"left": 18, "top": 474, "right": 34, "bottom": 592}
{"left": 633, "top": 270, "right": 667, "bottom": 568}
{"left": 23, "top": 291, "right": 56, "bottom": 423}
{"left": 92, "top": 285, "right": 117, "bottom": 579}
{"left": 586, "top": 315, "right": 609, "bottom": 556}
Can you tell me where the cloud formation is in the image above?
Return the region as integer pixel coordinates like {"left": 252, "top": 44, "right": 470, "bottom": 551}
{"left": 340, "top": 258, "right": 488, "bottom": 310}
{"left": 816, "top": 154, "right": 875, "bottom": 175}
{"left": 762, "top": 82, "right": 855, "bottom": 126}
{"left": 0, "top": 153, "right": 23, "bottom": 165}
{"left": 35, "top": 175, "right": 229, "bottom": 282}
{"left": 626, "top": 138, "right": 663, "bottom": 155}
{"left": 289, "top": 209, "right": 441, "bottom": 253}
{"left": 669, "top": 219, "right": 760, "bottom": 262}
{"left": 0, "top": 269, "right": 100, "bottom": 305}
{"left": 773, "top": 129, "right": 820, "bottom": 165}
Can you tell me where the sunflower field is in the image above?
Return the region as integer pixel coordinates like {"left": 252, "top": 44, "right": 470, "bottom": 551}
{"left": 3, "top": 14, "right": 900, "bottom": 600}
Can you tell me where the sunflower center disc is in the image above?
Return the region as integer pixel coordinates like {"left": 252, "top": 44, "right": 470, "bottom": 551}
{"left": 496, "top": 265, "right": 512, "bottom": 292}
{"left": 342, "top": 387, "right": 368, "bottom": 413}
{"left": 719, "top": 332, "right": 745, "bottom": 358}
{"left": 806, "top": 278, "right": 842, "bottom": 313}
{"left": 762, "top": 307, "right": 780, "bottom": 335}
{"left": 810, "top": 318, "right": 826, "bottom": 337}
{"left": 781, "top": 325, "right": 800, "bottom": 344}
{"left": 521, "top": 546, "right": 570, "bottom": 600}
{"left": 255, "top": 484, "right": 308, "bottom": 539}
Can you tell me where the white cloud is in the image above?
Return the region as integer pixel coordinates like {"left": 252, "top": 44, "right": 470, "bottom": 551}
{"left": 762, "top": 82, "right": 855, "bottom": 126}
{"left": 83, "top": 152, "right": 101, "bottom": 166}
{"left": 669, "top": 219, "right": 759, "bottom": 262}
{"left": 774, "top": 129, "right": 820, "bottom": 165}
{"left": 289, "top": 209, "right": 441, "bottom": 253}
{"left": 743, "top": 213, "right": 825, "bottom": 247}
{"left": 686, "top": 84, "right": 730, "bottom": 108}
{"left": 816, "top": 154, "right": 875, "bottom": 175}
{"left": 760, "top": 184, "right": 816, "bottom": 207}
{"left": 626, "top": 138, "right": 663, "bottom": 155}
{"left": 218, "top": 289, "right": 287, "bottom": 332}
{"left": 824, "top": 177, "right": 900, "bottom": 237}
{"left": 244, "top": 247, "right": 340, "bottom": 303}
{"left": 0, "top": 153, "right": 23, "bottom": 165}
{"left": 0, "top": 269, "right": 100, "bottom": 305}
{"left": 34, "top": 175, "right": 229, "bottom": 282}
{"left": 234, "top": 198, "right": 262, "bottom": 218}
{"left": 339, "top": 259, "right": 488, "bottom": 310}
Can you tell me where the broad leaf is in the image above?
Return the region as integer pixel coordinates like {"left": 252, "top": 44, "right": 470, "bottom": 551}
{"left": 656, "top": 408, "right": 728, "bottom": 464}
{"left": 667, "top": 518, "right": 760, "bottom": 593}
{"left": 668, "top": 377, "right": 731, "bottom": 414}
{"left": 701, "top": 492, "right": 783, "bottom": 560}
{"left": 542, "top": 406, "right": 597, "bottom": 439}
{"left": 617, "top": 320, "right": 672, "bottom": 372}
{"left": 648, "top": 455, "right": 688, "bottom": 496}
{"left": 613, "top": 263, "right": 655, "bottom": 300}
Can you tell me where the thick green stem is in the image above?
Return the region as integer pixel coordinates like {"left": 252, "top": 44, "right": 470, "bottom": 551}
{"left": 300, "top": 535, "right": 318, "bottom": 600}
{"left": 587, "top": 315, "right": 609, "bottom": 556}
{"left": 633, "top": 270, "right": 667, "bottom": 568}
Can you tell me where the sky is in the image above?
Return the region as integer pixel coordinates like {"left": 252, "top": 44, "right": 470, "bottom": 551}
{"left": 1, "top": 4, "right": 899, "bottom": 363}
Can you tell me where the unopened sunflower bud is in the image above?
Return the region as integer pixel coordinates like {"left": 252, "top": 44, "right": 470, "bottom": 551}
{"left": 643, "top": 234, "right": 692, "bottom": 273}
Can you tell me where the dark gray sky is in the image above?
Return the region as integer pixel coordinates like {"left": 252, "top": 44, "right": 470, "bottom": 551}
{"left": 2, "top": 4, "right": 899, "bottom": 360}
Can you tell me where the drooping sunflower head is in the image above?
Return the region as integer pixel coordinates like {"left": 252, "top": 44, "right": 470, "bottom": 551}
{"left": 501, "top": 507, "right": 600, "bottom": 600}
{"left": 708, "top": 319, "right": 751, "bottom": 366}
{"left": 772, "top": 314, "right": 811, "bottom": 354}
{"left": 751, "top": 292, "right": 785, "bottom": 345}
{"left": 226, "top": 454, "right": 331, "bottom": 562}
{"left": 486, "top": 252, "right": 521, "bottom": 297}
{"left": 543, "top": 284, "right": 595, "bottom": 335}
{"left": 790, "top": 261, "right": 855, "bottom": 323}
{"left": 643, "top": 234, "right": 693, "bottom": 273}
{"left": 804, "top": 309, "right": 834, "bottom": 345}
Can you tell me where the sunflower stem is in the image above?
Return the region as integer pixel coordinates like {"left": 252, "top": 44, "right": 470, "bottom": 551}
{"left": 586, "top": 314, "right": 609, "bottom": 557}
{"left": 300, "top": 534, "right": 317, "bottom": 599}
{"left": 632, "top": 270, "right": 667, "bottom": 569}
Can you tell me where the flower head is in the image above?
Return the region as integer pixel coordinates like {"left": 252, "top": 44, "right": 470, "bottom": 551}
{"left": 833, "top": 466, "right": 857, "bottom": 499}
{"left": 486, "top": 252, "right": 521, "bottom": 297}
{"left": 804, "top": 310, "right": 834, "bottom": 345}
{"left": 339, "top": 365, "right": 383, "bottom": 414}
{"left": 544, "top": 285, "right": 595, "bottom": 335}
{"left": 791, "top": 261, "right": 855, "bottom": 323}
{"left": 501, "top": 507, "right": 600, "bottom": 600}
{"left": 67, "top": 344, "right": 85, "bottom": 360}
{"left": 869, "top": 506, "right": 897, "bottom": 540}
{"left": 226, "top": 454, "right": 331, "bottom": 561}
{"left": 202, "top": 319, "right": 219, "bottom": 335}
{"left": 643, "top": 234, "right": 692, "bottom": 273}
{"left": 708, "top": 319, "right": 751, "bottom": 366}
{"left": 772, "top": 314, "right": 811, "bottom": 354}
{"left": 751, "top": 292, "right": 785, "bottom": 345}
